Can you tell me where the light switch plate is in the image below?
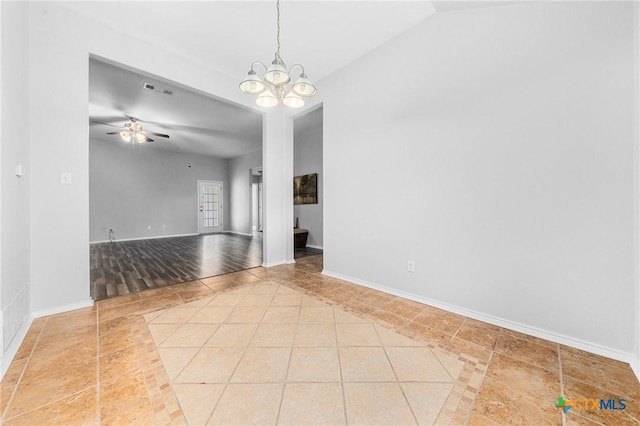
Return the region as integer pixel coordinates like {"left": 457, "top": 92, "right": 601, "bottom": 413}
{"left": 15, "top": 165, "right": 25, "bottom": 177}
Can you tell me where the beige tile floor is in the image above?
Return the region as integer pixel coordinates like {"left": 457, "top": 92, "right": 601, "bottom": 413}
{"left": 0, "top": 254, "right": 639, "bottom": 425}
{"left": 145, "top": 282, "right": 466, "bottom": 425}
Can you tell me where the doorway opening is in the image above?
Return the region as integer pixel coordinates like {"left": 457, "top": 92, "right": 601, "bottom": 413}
{"left": 293, "top": 106, "right": 323, "bottom": 259}
{"left": 88, "top": 56, "right": 264, "bottom": 300}
{"left": 198, "top": 180, "right": 223, "bottom": 234}
{"left": 251, "top": 168, "right": 263, "bottom": 234}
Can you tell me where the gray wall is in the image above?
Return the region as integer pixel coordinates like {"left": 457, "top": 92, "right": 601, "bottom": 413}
{"left": 228, "top": 148, "right": 263, "bottom": 235}
{"left": 294, "top": 108, "right": 323, "bottom": 248}
{"left": 90, "top": 139, "right": 230, "bottom": 242}
{"left": 322, "top": 1, "right": 634, "bottom": 355}
{"left": 1, "top": 1, "right": 31, "bottom": 355}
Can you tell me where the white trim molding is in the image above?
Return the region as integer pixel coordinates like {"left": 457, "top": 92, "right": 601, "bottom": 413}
{"left": 32, "top": 299, "right": 94, "bottom": 319}
{"left": 262, "top": 260, "right": 287, "bottom": 268}
{"left": 322, "top": 269, "right": 634, "bottom": 366}
{"left": 224, "top": 231, "right": 254, "bottom": 237}
{"left": 90, "top": 232, "right": 199, "bottom": 244}
{"left": 0, "top": 315, "right": 32, "bottom": 380}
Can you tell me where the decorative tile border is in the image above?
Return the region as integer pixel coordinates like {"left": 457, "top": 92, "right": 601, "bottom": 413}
{"left": 127, "top": 263, "right": 488, "bottom": 425}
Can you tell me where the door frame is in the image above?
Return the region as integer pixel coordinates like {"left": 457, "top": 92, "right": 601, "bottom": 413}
{"left": 197, "top": 180, "right": 224, "bottom": 234}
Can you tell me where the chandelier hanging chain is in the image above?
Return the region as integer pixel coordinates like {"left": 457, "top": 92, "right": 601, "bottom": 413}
{"left": 275, "top": 0, "right": 282, "bottom": 64}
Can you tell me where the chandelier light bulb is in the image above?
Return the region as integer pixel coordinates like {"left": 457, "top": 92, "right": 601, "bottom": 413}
{"left": 256, "top": 90, "right": 278, "bottom": 108}
{"left": 283, "top": 91, "right": 304, "bottom": 108}
{"left": 239, "top": 70, "right": 266, "bottom": 94}
{"left": 291, "top": 74, "right": 317, "bottom": 97}
{"left": 120, "top": 130, "right": 131, "bottom": 142}
{"left": 135, "top": 132, "right": 146, "bottom": 143}
{"left": 264, "top": 60, "right": 290, "bottom": 87}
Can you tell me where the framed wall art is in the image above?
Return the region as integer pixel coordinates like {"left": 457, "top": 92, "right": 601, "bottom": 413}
{"left": 293, "top": 173, "right": 318, "bottom": 205}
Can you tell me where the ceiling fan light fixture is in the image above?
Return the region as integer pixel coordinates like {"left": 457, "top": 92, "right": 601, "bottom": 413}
{"left": 120, "top": 130, "right": 131, "bottom": 142}
{"left": 135, "top": 132, "right": 146, "bottom": 143}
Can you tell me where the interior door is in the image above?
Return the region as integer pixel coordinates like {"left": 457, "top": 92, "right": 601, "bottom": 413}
{"left": 198, "top": 180, "right": 223, "bottom": 234}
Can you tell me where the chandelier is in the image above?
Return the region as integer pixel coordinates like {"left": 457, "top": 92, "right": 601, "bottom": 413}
{"left": 239, "top": 0, "right": 317, "bottom": 108}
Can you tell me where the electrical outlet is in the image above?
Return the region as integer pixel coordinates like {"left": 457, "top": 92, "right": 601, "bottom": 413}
{"left": 60, "top": 172, "right": 72, "bottom": 185}
{"left": 407, "top": 260, "right": 415, "bottom": 273}
{"left": 147, "top": 225, "right": 152, "bottom": 230}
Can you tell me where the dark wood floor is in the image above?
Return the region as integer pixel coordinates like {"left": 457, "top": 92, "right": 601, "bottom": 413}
{"left": 90, "top": 233, "right": 324, "bottom": 301}
{"left": 295, "top": 245, "right": 324, "bottom": 258}
{"left": 90, "top": 234, "right": 263, "bottom": 300}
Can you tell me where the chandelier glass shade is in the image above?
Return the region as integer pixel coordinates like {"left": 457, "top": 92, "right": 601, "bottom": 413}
{"left": 239, "top": 0, "right": 316, "bottom": 108}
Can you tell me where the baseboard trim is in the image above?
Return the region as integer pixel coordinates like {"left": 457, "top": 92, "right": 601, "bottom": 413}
{"left": 32, "top": 299, "right": 94, "bottom": 319}
{"left": 306, "top": 244, "right": 324, "bottom": 250}
{"left": 322, "top": 269, "right": 634, "bottom": 365}
{"left": 262, "top": 261, "right": 287, "bottom": 268}
{"left": 224, "top": 231, "right": 253, "bottom": 237}
{"left": 90, "top": 233, "right": 199, "bottom": 244}
{"left": 1, "top": 315, "right": 33, "bottom": 380}
{"left": 632, "top": 354, "right": 640, "bottom": 382}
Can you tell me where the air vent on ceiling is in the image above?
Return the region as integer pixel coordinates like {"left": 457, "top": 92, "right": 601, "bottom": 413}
{"left": 143, "top": 82, "right": 174, "bottom": 96}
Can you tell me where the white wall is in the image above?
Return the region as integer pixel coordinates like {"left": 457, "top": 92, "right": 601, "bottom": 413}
{"left": 0, "top": 1, "right": 294, "bottom": 379}
{"left": 1, "top": 1, "right": 32, "bottom": 372}
{"left": 294, "top": 108, "right": 323, "bottom": 248}
{"left": 263, "top": 109, "right": 295, "bottom": 266}
{"left": 27, "top": 2, "right": 271, "bottom": 316}
{"left": 90, "top": 139, "right": 230, "bottom": 241}
{"left": 228, "top": 148, "right": 263, "bottom": 235}
{"left": 322, "top": 1, "right": 635, "bottom": 358}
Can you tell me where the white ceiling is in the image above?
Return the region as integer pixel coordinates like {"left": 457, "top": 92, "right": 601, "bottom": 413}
{"left": 89, "top": 58, "right": 263, "bottom": 159}
{"left": 79, "top": 1, "right": 514, "bottom": 158}
{"left": 65, "top": 1, "right": 438, "bottom": 82}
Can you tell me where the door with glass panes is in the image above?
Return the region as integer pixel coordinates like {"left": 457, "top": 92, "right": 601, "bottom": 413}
{"left": 198, "top": 180, "right": 223, "bottom": 234}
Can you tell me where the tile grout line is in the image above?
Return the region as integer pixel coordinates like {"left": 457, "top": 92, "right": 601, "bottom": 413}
{"left": 1, "top": 316, "right": 49, "bottom": 421}
{"left": 202, "top": 283, "right": 265, "bottom": 425}
{"left": 157, "top": 303, "right": 210, "bottom": 423}
{"left": 96, "top": 305, "right": 101, "bottom": 425}
{"left": 430, "top": 345, "right": 460, "bottom": 383}
{"left": 274, "top": 285, "right": 303, "bottom": 425}
{"left": 2, "top": 317, "right": 98, "bottom": 422}
{"left": 462, "top": 342, "right": 494, "bottom": 425}
{"left": 377, "top": 327, "right": 421, "bottom": 426}
{"left": 557, "top": 343, "right": 567, "bottom": 426}
{"left": 332, "top": 304, "right": 350, "bottom": 426}
{"left": 154, "top": 303, "right": 202, "bottom": 420}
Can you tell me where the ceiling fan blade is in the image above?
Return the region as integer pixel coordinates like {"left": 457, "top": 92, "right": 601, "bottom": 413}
{"left": 106, "top": 131, "right": 122, "bottom": 135}
{"left": 142, "top": 131, "right": 170, "bottom": 138}
{"left": 91, "top": 120, "right": 123, "bottom": 128}
{"left": 144, "top": 136, "right": 154, "bottom": 143}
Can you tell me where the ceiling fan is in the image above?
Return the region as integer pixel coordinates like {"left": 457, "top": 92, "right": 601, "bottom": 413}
{"left": 93, "top": 117, "right": 170, "bottom": 146}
